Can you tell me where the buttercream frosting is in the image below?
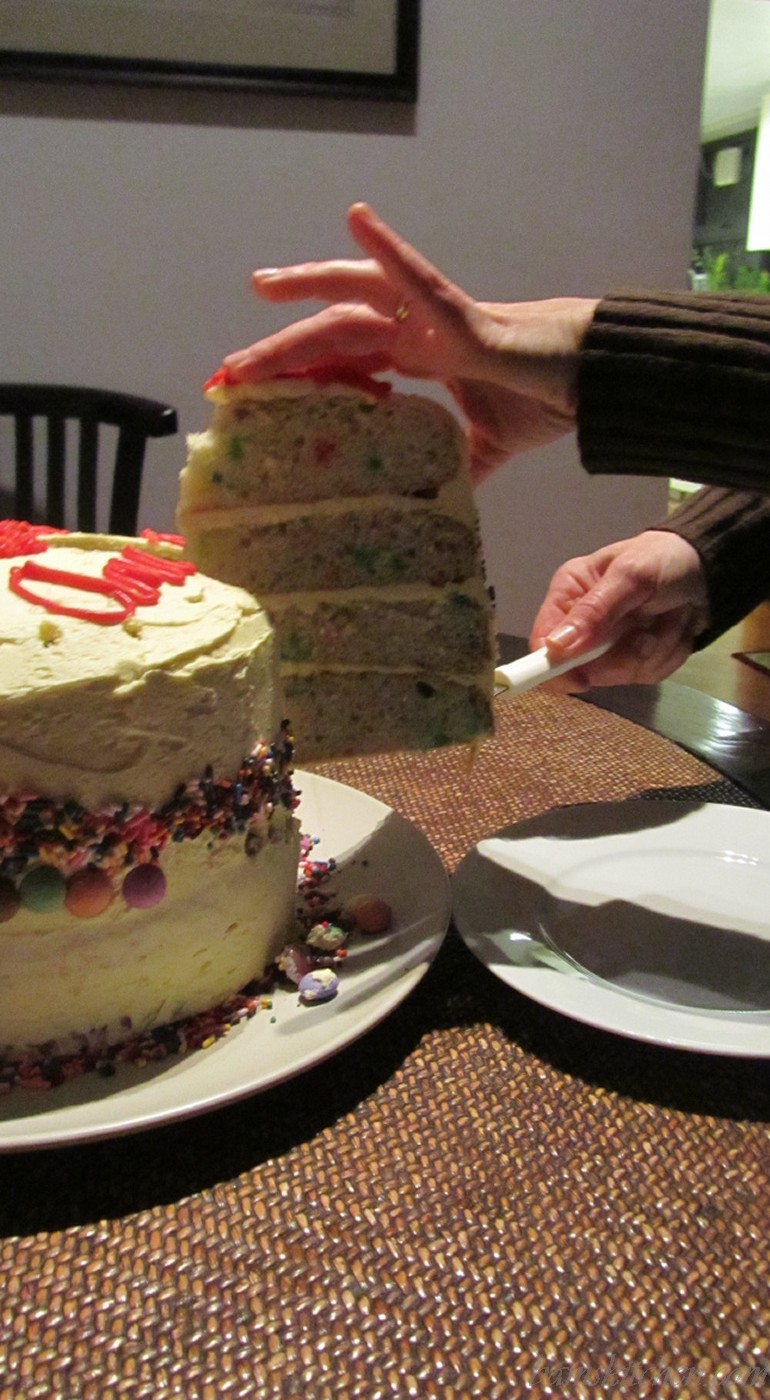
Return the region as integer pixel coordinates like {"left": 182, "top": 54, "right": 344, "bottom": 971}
{"left": 0, "top": 530, "right": 277, "bottom": 808}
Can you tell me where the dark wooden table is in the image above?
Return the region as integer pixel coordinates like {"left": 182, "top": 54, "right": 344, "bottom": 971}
{"left": 498, "top": 631, "right": 770, "bottom": 809}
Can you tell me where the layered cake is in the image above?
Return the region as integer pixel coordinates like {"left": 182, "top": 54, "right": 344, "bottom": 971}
{"left": 0, "top": 521, "right": 300, "bottom": 1059}
{"left": 177, "top": 368, "right": 496, "bottom": 760}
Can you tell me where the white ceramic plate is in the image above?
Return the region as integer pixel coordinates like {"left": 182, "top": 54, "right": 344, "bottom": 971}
{"left": 0, "top": 772, "right": 450, "bottom": 1151}
{"left": 452, "top": 801, "right": 770, "bottom": 1056}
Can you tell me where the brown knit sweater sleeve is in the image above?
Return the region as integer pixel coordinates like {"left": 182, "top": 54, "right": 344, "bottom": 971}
{"left": 577, "top": 292, "right": 770, "bottom": 491}
{"left": 649, "top": 487, "right": 770, "bottom": 648}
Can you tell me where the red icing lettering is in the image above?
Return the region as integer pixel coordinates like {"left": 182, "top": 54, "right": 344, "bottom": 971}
{"left": 5, "top": 524, "right": 197, "bottom": 625}
{"left": 204, "top": 366, "right": 238, "bottom": 391}
{"left": 103, "top": 559, "right": 161, "bottom": 606}
{"left": 204, "top": 360, "right": 392, "bottom": 400}
{"left": 118, "top": 547, "right": 196, "bottom": 585}
{"left": 277, "top": 363, "right": 392, "bottom": 399}
{"left": 9, "top": 561, "right": 135, "bottom": 625}
{"left": 141, "top": 528, "right": 186, "bottom": 548}
{"left": 0, "top": 520, "right": 68, "bottom": 559}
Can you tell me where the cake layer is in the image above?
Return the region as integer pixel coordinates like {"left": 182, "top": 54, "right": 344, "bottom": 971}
{"left": 271, "top": 589, "right": 494, "bottom": 673}
{"left": 0, "top": 528, "right": 276, "bottom": 808}
{"left": 0, "top": 806, "right": 300, "bottom": 1055}
{"left": 185, "top": 504, "right": 479, "bottom": 595}
{"left": 180, "top": 378, "right": 462, "bottom": 508}
{"left": 282, "top": 671, "right": 492, "bottom": 761}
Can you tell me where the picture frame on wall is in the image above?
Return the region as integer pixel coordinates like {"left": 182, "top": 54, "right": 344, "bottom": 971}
{"left": 0, "top": 0, "right": 420, "bottom": 101}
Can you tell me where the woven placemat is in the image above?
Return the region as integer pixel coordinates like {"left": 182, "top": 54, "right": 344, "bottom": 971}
{"left": 0, "top": 693, "right": 768, "bottom": 1399}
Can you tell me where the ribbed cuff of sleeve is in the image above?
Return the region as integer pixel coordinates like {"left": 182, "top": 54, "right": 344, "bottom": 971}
{"left": 577, "top": 292, "right": 770, "bottom": 492}
{"left": 649, "top": 487, "right": 770, "bottom": 648}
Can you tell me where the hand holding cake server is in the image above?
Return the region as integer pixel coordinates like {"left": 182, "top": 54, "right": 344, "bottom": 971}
{"left": 221, "top": 202, "right": 770, "bottom": 692}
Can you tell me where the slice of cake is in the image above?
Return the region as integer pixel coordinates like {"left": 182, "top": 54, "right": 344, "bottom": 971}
{"left": 177, "top": 369, "right": 496, "bottom": 761}
{"left": 0, "top": 521, "right": 300, "bottom": 1059}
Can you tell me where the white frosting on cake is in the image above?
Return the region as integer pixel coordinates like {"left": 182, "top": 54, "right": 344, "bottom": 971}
{"left": 0, "top": 531, "right": 277, "bottom": 809}
{"left": 0, "top": 808, "right": 299, "bottom": 1053}
{"left": 0, "top": 526, "right": 300, "bottom": 1060}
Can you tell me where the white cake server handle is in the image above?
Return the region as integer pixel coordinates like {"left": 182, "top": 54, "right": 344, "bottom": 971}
{"left": 494, "top": 638, "right": 614, "bottom": 696}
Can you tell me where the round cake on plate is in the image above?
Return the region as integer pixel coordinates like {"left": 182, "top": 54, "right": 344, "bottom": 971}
{"left": 0, "top": 521, "right": 300, "bottom": 1061}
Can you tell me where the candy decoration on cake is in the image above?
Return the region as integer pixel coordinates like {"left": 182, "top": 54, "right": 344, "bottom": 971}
{"left": 0, "top": 879, "right": 20, "bottom": 923}
{"left": 20, "top": 865, "right": 67, "bottom": 913}
{"left": 306, "top": 919, "right": 347, "bottom": 952}
{"left": 122, "top": 863, "right": 167, "bottom": 909}
{"left": 298, "top": 967, "right": 339, "bottom": 1004}
{"left": 0, "top": 741, "right": 296, "bottom": 922}
{"left": 342, "top": 894, "right": 393, "bottom": 936}
{"left": 0, "top": 519, "right": 68, "bottom": 557}
{"left": 65, "top": 867, "right": 114, "bottom": 917}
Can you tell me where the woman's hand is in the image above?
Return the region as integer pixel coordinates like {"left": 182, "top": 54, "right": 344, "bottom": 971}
{"left": 221, "top": 202, "right": 598, "bottom": 484}
{"left": 529, "top": 530, "right": 711, "bottom": 690}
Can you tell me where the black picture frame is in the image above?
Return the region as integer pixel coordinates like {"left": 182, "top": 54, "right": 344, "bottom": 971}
{"left": 0, "top": 0, "right": 420, "bottom": 102}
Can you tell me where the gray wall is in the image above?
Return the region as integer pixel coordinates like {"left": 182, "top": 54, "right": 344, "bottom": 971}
{"left": 0, "top": 0, "right": 709, "bottom": 634}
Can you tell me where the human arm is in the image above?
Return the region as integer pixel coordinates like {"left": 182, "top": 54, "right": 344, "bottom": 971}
{"left": 578, "top": 293, "right": 770, "bottom": 493}
{"left": 530, "top": 487, "right": 770, "bottom": 690}
{"left": 220, "top": 205, "right": 770, "bottom": 491}
{"left": 652, "top": 487, "right": 770, "bottom": 646}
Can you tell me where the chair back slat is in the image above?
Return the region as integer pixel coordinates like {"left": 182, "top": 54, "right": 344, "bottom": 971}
{"left": 77, "top": 419, "right": 99, "bottom": 533}
{"left": 46, "top": 416, "right": 66, "bottom": 528}
{"left": 110, "top": 427, "right": 145, "bottom": 537}
{"left": 14, "top": 414, "right": 34, "bottom": 521}
{"left": 0, "top": 384, "right": 177, "bottom": 534}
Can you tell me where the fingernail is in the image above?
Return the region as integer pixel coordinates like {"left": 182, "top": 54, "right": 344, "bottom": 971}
{"left": 254, "top": 268, "right": 280, "bottom": 280}
{"left": 546, "top": 622, "right": 583, "bottom": 651}
{"left": 220, "top": 354, "right": 246, "bottom": 376}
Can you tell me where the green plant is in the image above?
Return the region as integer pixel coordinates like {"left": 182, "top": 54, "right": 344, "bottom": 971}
{"left": 696, "top": 247, "right": 770, "bottom": 294}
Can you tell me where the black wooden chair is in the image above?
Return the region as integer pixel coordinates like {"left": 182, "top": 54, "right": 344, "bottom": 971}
{"left": 0, "top": 384, "right": 178, "bottom": 535}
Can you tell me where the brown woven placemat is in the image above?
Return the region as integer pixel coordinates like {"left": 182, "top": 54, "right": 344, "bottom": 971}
{"left": 0, "top": 693, "right": 768, "bottom": 1399}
